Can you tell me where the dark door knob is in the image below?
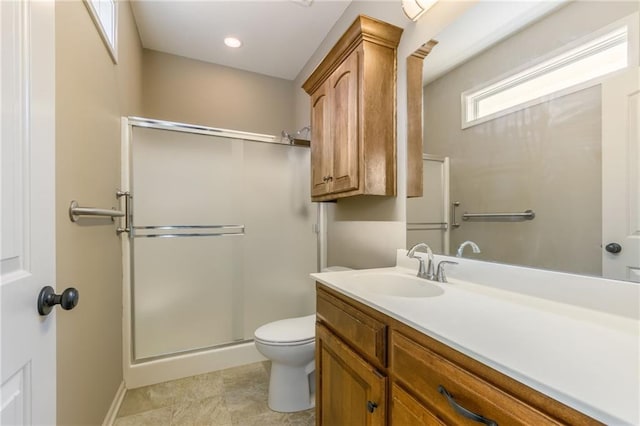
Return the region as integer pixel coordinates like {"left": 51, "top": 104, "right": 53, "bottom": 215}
{"left": 37, "top": 286, "right": 79, "bottom": 316}
{"left": 605, "top": 243, "right": 622, "bottom": 254}
{"left": 366, "top": 401, "right": 378, "bottom": 413}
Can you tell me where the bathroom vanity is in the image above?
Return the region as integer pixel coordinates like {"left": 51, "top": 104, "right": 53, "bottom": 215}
{"left": 311, "top": 251, "right": 639, "bottom": 425}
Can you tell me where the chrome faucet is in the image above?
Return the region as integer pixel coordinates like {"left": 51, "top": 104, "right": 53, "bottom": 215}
{"left": 407, "top": 243, "right": 435, "bottom": 280}
{"left": 456, "top": 240, "right": 481, "bottom": 258}
{"left": 436, "top": 260, "right": 458, "bottom": 283}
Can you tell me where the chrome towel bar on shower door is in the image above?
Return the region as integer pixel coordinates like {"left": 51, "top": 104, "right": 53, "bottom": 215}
{"left": 132, "top": 225, "right": 245, "bottom": 238}
{"left": 462, "top": 209, "right": 536, "bottom": 221}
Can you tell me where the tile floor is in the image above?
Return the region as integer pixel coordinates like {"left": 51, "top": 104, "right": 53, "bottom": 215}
{"left": 114, "top": 361, "right": 315, "bottom": 426}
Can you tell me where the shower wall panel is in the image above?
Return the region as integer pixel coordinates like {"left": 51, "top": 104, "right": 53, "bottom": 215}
{"left": 130, "top": 126, "right": 316, "bottom": 361}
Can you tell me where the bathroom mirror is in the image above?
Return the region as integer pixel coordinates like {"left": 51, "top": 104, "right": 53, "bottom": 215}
{"left": 407, "top": 0, "right": 640, "bottom": 282}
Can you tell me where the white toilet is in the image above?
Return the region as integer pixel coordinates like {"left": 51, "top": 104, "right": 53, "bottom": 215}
{"left": 254, "top": 266, "right": 351, "bottom": 413}
{"left": 254, "top": 314, "right": 316, "bottom": 412}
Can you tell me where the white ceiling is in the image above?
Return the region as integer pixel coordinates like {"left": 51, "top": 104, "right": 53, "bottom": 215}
{"left": 130, "top": 1, "right": 572, "bottom": 84}
{"left": 130, "top": 0, "right": 353, "bottom": 81}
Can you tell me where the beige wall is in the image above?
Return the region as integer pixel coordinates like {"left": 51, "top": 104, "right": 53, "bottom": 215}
{"left": 293, "top": 1, "right": 476, "bottom": 269}
{"left": 55, "top": 1, "right": 143, "bottom": 424}
{"left": 422, "top": 1, "right": 638, "bottom": 276}
{"left": 142, "top": 50, "right": 295, "bottom": 136}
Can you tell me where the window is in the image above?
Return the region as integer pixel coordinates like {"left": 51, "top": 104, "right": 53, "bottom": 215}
{"left": 84, "top": 0, "right": 117, "bottom": 63}
{"left": 462, "top": 14, "right": 638, "bottom": 128}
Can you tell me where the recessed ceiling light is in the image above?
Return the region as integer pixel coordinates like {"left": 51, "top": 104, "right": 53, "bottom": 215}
{"left": 224, "top": 37, "right": 242, "bottom": 48}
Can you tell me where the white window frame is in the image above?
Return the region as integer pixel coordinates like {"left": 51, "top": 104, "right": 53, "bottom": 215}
{"left": 84, "top": 0, "right": 118, "bottom": 64}
{"left": 461, "top": 12, "right": 639, "bottom": 129}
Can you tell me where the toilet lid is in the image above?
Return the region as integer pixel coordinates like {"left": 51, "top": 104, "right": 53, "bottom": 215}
{"left": 254, "top": 314, "right": 315, "bottom": 344}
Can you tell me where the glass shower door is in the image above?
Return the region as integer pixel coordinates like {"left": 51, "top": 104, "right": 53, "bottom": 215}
{"left": 129, "top": 125, "right": 316, "bottom": 362}
{"left": 131, "top": 127, "right": 245, "bottom": 360}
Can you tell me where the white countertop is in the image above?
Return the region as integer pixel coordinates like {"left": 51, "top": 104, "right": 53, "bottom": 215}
{"left": 311, "top": 251, "right": 640, "bottom": 425}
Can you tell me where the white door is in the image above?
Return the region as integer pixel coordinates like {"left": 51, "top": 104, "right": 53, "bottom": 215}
{"left": 407, "top": 155, "right": 450, "bottom": 254}
{"left": 1, "top": 1, "right": 57, "bottom": 424}
{"left": 602, "top": 67, "right": 640, "bottom": 282}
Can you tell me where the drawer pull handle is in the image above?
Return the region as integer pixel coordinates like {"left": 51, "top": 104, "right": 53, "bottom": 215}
{"left": 438, "top": 385, "right": 498, "bottom": 426}
{"left": 367, "top": 400, "right": 378, "bottom": 413}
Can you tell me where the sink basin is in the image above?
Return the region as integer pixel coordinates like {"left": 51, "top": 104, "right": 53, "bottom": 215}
{"left": 346, "top": 272, "right": 444, "bottom": 298}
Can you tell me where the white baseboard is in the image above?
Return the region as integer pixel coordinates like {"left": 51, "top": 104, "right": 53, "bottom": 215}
{"left": 125, "top": 341, "right": 266, "bottom": 389}
{"left": 102, "top": 381, "right": 127, "bottom": 426}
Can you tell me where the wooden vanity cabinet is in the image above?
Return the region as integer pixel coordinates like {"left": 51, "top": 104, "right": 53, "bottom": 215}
{"left": 316, "top": 286, "right": 388, "bottom": 425}
{"left": 316, "top": 324, "right": 386, "bottom": 426}
{"left": 315, "top": 283, "right": 602, "bottom": 426}
{"left": 303, "top": 16, "right": 403, "bottom": 202}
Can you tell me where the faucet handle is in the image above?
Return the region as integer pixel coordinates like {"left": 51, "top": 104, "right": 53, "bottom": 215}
{"left": 436, "top": 261, "right": 458, "bottom": 283}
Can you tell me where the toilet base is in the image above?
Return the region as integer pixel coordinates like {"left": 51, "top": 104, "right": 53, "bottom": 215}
{"left": 267, "top": 361, "right": 315, "bottom": 413}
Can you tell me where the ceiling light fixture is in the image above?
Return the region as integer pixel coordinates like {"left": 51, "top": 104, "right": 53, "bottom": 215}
{"left": 401, "top": 0, "right": 438, "bottom": 22}
{"left": 224, "top": 37, "right": 243, "bottom": 48}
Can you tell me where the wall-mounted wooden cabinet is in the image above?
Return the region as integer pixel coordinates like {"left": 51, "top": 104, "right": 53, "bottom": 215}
{"left": 406, "top": 40, "right": 437, "bottom": 198}
{"left": 303, "top": 16, "right": 402, "bottom": 202}
{"left": 316, "top": 283, "right": 601, "bottom": 426}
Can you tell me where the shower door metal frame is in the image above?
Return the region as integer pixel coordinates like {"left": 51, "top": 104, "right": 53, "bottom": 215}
{"left": 121, "top": 117, "right": 323, "bottom": 373}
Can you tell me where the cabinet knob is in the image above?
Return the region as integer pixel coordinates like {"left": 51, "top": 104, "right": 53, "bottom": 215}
{"left": 366, "top": 400, "right": 378, "bottom": 413}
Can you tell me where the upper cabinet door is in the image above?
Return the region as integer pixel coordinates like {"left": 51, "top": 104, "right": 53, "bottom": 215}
{"left": 310, "top": 83, "right": 331, "bottom": 197}
{"left": 329, "top": 49, "right": 360, "bottom": 194}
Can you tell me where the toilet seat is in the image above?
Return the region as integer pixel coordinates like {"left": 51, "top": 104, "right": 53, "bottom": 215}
{"left": 254, "top": 336, "right": 314, "bottom": 347}
{"left": 254, "top": 314, "right": 315, "bottom": 346}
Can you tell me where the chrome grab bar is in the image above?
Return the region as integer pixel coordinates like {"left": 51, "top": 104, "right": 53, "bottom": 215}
{"left": 451, "top": 201, "right": 461, "bottom": 228}
{"left": 116, "top": 191, "right": 131, "bottom": 235}
{"left": 462, "top": 209, "right": 535, "bottom": 221}
{"left": 68, "top": 200, "right": 124, "bottom": 222}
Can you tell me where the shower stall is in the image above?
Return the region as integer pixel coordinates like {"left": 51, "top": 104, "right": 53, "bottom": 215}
{"left": 121, "top": 117, "right": 318, "bottom": 387}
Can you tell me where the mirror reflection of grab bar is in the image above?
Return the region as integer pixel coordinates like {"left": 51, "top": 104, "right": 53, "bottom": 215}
{"left": 407, "top": 222, "right": 448, "bottom": 231}
{"left": 462, "top": 209, "right": 535, "bottom": 222}
{"left": 133, "top": 224, "right": 245, "bottom": 238}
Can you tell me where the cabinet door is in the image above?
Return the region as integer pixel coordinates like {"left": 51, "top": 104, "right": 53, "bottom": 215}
{"left": 310, "top": 83, "right": 331, "bottom": 197}
{"left": 316, "top": 323, "right": 386, "bottom": 426}
{"left": 391, "top": 384, "right": 445, "bottom": 426}
{"left": 328, "top": 49, "right": 360, "bottom": 194}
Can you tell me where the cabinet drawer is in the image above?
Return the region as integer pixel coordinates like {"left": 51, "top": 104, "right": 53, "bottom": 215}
{"left": 317, "top": 288, "right": 386, "bottom": 367}
{"left": 391, "top": 331, "right": 562, "bottom": 426}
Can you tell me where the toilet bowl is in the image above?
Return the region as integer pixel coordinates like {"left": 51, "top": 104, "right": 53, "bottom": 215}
{"left": 254, "top": 315, "right": 316, "bottom": 412}
{"left": 254, "top": 266, "right": 352, "bottom": 413}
